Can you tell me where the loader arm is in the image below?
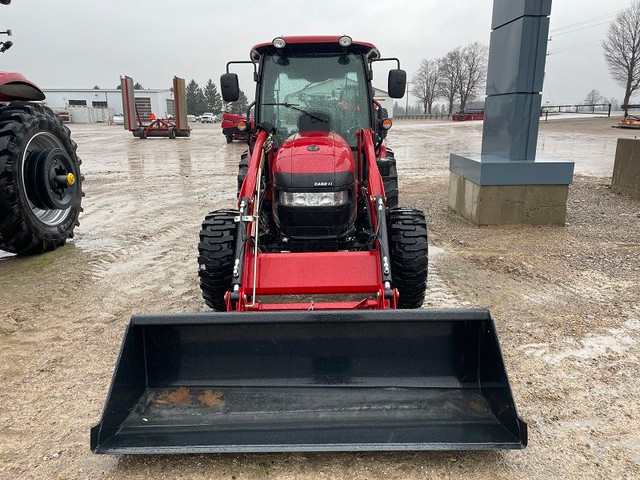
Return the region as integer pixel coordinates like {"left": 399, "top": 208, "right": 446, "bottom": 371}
{"left": 228, "top": 128, "right": 396, "bottom": 311}
{"left": 358, "top": 128, "right": 394, "bottom": 301}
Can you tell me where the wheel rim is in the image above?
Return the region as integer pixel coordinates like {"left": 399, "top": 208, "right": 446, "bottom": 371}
{"left": 21, "top": 132, "right": 75, "bottom": 226}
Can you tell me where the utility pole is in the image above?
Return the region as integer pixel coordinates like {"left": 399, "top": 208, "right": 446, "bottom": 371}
{"left": 405, "top": 81, "right": 412, "bottom": 115}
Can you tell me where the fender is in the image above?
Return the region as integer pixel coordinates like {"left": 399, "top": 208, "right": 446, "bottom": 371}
{"left": 0, "top": 71, "right": 46, "bottom": 102}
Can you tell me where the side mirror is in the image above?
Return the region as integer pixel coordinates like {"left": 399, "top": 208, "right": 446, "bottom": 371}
{"left": 220, "top": 73, "right": 240, "bottom": 102}
{"left": 388, "top": 69, "right": 406, "bottom": 99}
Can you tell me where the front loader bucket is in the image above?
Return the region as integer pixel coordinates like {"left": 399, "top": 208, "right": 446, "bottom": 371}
{"left": 91, "top": 309, "right": 527, "bottom": 454}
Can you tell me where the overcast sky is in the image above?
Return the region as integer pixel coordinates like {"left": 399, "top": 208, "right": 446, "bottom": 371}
{"left": 1, "top": 0, "right": 636, "bottom": 106}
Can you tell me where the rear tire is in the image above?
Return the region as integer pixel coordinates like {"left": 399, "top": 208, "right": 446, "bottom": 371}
{"left": 168, "top": 127, "right": 176, "bottom": 139}
{"left": 388, "top": 208, "right": 428, "bottom": 308}
{"left": 198, "top": 209, "right": 238, "bottom": 311}
{"left": 0, "top": 102, "right": 83, "bottom": 255}
{"left": 226, "top": 134, "right": 233, "bottom": 144}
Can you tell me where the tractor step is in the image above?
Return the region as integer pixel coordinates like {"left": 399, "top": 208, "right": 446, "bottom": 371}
{"left": 91, "top": 309, "right": 527, "bottom": 454}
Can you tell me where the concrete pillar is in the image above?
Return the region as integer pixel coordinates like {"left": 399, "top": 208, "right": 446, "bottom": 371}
{"left": 448, "top": 0, "right": 575, "bottom": 225}
{"left": 612, "top": 138, "right": 640, "bottom": 199}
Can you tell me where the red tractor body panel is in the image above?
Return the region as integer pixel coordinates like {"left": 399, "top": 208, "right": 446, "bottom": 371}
{"left": 251, "top": 36, "right": 379, "bottom": 57}
{"left": 221, "top": 112, "right": 253, "bottom": 141}
{"left": 271, "top": 131, "right": 354, "bottom": 175}
{"left": 0, "top": 71, "right": 45, "bottom": 101}
{"left": 243, "top": 250, "right": 382, "bottom": 296}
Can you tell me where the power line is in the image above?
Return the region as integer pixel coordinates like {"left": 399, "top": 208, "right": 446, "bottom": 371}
{"left": 549, "top": 9, "right": 623, "bottom": 33}
{"left": 551, "top": 19, "right": 618, "bottom": 38}
{"left": 547, "top": 40, "right": 603, "bottom": 57}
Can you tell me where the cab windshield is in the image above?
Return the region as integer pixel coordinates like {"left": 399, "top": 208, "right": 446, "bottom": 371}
{"left": 259, "top": 52, "right": 371, "bottom": 147}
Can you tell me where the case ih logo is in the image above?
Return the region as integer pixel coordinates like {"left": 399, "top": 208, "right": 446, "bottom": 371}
{"left": 314, "top": 181, "right": 333, "bottom": 187}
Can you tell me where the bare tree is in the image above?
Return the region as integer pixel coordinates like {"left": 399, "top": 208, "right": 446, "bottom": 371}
{"left": 411, "top": 59, "right": 440, "bottom": 114}
{"left": 438, "top": 48, "right": 462, "bottom": 114}
{"left": 583, "top": 89, "right": 603, "bottom": 105}
{"left": 457, "top": 42, "right": 488, "bottom": 112}
{"left": 603, "top": 1, "right": 640, "bottom": 116}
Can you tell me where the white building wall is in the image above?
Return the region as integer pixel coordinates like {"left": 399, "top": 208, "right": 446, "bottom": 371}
{"left": 42, "top": 89, "right": 174, "bottom": 121}
{"left": 373, "top": 88, "right": 393, "bottom": 118}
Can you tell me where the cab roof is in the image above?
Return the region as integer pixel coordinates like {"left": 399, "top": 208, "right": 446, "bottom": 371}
{"left": 250, "top": 36, "right": 380, "bottom": 62}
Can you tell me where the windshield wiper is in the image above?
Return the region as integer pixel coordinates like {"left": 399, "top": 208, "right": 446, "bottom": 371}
{"left": 262, "top": 103, "right": 326, "bottom": 123}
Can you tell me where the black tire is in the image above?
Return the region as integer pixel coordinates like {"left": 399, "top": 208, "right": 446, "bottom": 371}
{"left": 198, "top": 209, "right": 238, "bottom": 311}
{"left": 225, "top": 134, "right": 233, "bottom": 144}
{"left": 237, "top": 151, "right": 249, "bottom": 196}
{"left": 383, "top": 161, "right": 398, "bottom": 209}
{"left": 388, "top": 208, "right": 428, "bottom": 309}
{"left": 138, "top": 128, "right": 147, "bottom": 139}
{"left": 0, "top": 102, "right": 83, "bottom": 255}
{"left": 377, "top": 148, "right": 398, "bottom": 209}
{"left": 168, "top": 127, "right": 176, "bottom": 139}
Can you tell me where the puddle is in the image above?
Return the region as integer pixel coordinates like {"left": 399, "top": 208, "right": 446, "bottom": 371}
{"left": 520, "top": 318, "right": 640, "bottom": 364}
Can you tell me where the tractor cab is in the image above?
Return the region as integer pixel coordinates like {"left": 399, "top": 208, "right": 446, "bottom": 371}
{"left": 222, "top": 36, "right": 406, "bottom": 149}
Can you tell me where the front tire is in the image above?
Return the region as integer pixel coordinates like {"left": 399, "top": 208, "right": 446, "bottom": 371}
{"left": 198, "top": 209, "right": 238, "bottom": 311}
{"left": 0, "top": 102, "right": 83, "bottom": 255}
{"left": 388, "top": 208, "right": 428, "bottom": 308}
{"left": 225, "top": 134, "right": 233, "bottom": 144}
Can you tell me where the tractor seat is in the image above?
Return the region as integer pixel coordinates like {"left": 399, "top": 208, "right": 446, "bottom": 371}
{"left": 298, "top": 112, "right": 330, "bottom": 132}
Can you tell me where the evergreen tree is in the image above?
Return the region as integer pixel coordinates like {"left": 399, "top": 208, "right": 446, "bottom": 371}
{"left": 227, "top": 90, "right": 249, "bottom": 115}
{"left": 203, "top": 79, "right": 223, "bottom": 114}
{"left": 186, "top": 79, "right": 201, "bottom": 115}
{"left": 133, "top": 82, "right": 144, "bottom": 90}
{"left": 195, "top": 88, "right": 207, "bottom": 115}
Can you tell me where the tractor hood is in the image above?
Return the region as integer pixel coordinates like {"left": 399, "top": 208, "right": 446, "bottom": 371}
{"left": 271, "top": 131, "right": 355, "bottom": 189}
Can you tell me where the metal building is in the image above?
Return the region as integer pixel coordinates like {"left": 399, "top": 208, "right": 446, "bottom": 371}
{"left": 41, "top": 87, "right": 174, "bottom": 123}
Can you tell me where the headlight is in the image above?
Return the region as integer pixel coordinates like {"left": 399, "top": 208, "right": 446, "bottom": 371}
{"left": 280, "top": 191, "right": 348, "bottom": 207}
{"left": 272, "top": 37, "right": 287, "bottom": 49}
{"left": 338, "top": 35, "right": 352, "bottom": 47}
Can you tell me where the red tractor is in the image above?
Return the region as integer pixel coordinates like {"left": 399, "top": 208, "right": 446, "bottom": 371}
{"left": 221, "top": 111, "right": 253, "bottom": 143}
{"left": 0, "top": 0, "right": 82, "bottom": 255}
{"left": 204, "top": 37, "right": 419, "bottom": 311}
{"left": 92, "top": 36, "right": 526, "bottom": 455}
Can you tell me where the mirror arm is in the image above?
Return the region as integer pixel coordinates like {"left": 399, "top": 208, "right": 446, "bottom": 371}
{"left": 226, "top": 60, "right": 259, "bottom": 82}
{"left": 370, "top": 57, "right": 401, "bottom": 69}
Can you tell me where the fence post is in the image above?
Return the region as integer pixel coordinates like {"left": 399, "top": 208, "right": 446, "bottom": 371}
{"left": 608, "top": 104, "right": 612, "bottom": 117}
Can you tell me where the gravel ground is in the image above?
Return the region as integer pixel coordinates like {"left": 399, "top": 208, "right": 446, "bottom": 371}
{"left": 0, "top": 118, "right": 639, "bottom": 479}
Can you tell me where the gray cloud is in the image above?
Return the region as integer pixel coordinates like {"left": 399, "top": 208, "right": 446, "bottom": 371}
{"left": 0, "top": 0, "right": 634, "bottom": 105}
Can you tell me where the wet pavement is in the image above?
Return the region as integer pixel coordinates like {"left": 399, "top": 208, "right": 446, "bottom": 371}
{"left": 0, "top": 119, "right": 639, "bottom": 479}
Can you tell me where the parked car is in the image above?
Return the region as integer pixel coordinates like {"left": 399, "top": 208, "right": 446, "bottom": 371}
{"left": 186, "top": 114, "right": 197, "bottom": 123}
{"left": 200, "top": 112, "right": 215, "bottom": 123}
